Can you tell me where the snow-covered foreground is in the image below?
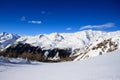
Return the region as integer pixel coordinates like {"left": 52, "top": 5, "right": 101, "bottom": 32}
{"left": 0, "top": 50, "right": 120, "bottom": 80}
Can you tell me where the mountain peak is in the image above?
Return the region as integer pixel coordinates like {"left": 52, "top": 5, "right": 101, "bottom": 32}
{"left": 0, "top": 32, "right": 9, "bottom": 36}
{"left": 0, "top": 30, "right": 120, "bottom": 62}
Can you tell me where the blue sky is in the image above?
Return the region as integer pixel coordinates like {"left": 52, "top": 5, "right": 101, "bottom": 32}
{"left": 0, "top": 0, "right": 120, "bottom": 35}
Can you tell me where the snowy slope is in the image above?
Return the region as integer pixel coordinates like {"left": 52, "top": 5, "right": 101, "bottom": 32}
{"left": 0, "top": 30, "right": 120, "bottom": 61}
{"left": 0, "top": 30, "right": 120, "bottom": 50}
{"left": 0, "top": 32, "right": 20, "bottom": 51}
{"left": 74, "top": 38, "right": 119, "bottom": 61}
{"left": 0, "top": 50, "right": 120, "bottom": 80}
{"left": 16, "top": 30, "right": 120, "bottom": 50}
{"left": 16, "top": 30, "right": 120, "bottom": 61}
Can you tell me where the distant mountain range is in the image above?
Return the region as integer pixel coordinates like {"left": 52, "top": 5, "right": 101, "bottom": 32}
{"left": 0, "top": 30, "right": 120, "bottom": 62}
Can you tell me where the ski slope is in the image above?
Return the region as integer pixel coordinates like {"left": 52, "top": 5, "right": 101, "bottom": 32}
{"left": 0, "top": 50, "right": 120, "bottom": 80}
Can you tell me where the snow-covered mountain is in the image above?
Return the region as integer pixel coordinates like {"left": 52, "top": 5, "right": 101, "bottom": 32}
{"left": 1, "top": 31, "right": 120, "bottom": 80}
{"left": 0, "top": 32, "right": 20, "bottom": 51}
{"left": 0, "top": 30, "right": 120, "bottom": 61}
{"left": 15, "top": 30, "right": 120, "bottom": 50}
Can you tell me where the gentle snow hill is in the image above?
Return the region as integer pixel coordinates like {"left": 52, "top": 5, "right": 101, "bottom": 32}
{"left": 0, "top": 50, "right": 120, "bottom": 80}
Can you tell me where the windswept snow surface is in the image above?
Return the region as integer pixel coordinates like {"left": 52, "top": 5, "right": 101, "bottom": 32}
{"left": 0, "top": 50, "right": 120, "bottom": 80}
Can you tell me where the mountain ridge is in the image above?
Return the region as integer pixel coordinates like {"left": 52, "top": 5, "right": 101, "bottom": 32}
{"left": 0, "top": 30, "right": 120, "bottom": 62}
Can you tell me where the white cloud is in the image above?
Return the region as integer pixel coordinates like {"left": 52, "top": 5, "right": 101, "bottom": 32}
{"left": 21, "top": 16, "right": 26, "bottom": 21}
{"left": 20, "top": 16, "right": 42, "bottom": 24}
{"left": 80, "top": 23, "right": 115, "bottom": 30}
{"left": 28, "top": 20, "right": 42, "bottom": 24}
{"left": 66, "top": 27, "right": 72, "bottom": 30}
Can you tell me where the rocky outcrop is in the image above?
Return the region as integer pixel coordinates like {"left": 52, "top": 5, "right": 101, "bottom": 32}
{"left": 0, "top": 43, "right": 72, "bottom": 62}
{"left": 74, "top": 39, "right": 118, "bottom": 61}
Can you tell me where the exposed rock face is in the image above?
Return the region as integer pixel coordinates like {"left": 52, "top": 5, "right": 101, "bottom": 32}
{"left": 74, "top": 39, "right": 118, "bottom": 61}
{"left": 92, "top": 39, "right": 118, "bottom": 53}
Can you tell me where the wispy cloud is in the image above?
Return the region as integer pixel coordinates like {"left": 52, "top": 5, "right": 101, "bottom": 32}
{"left": 66, "top": 27, "right": 72, "bottom": 31}
{"left": 20, "top": 16, "right": 42, "bottom": 24}
{"left": 80, "top": 23, "right": 115, "bottom": 30}
{"left": 28, "top": 20, "right": 42, "bottom": 24}
{"left": 41, "top": 11, "right": 46, "bottom": 14}
{"left": 20, "top": 16, "right": 26, "bottom": 21}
